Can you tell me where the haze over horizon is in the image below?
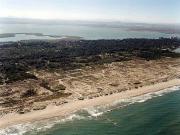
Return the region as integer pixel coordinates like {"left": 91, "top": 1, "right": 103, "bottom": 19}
{"left": 0, "top": 0, "right": 180, "bottom": 24}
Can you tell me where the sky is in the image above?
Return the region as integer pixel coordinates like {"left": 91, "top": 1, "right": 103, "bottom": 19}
{"left": 0, "top": 0, "right": 180, "bottom": 24}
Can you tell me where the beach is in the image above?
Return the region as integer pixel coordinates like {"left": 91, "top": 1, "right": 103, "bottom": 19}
{"left": 0, "top": 78, "right": 180, "bottom": 129}
{"left": 0, "top": 38, "right": 179, "bottom": 134}
{"left": 1, "top": 2, "right": 180, "bottom": 134}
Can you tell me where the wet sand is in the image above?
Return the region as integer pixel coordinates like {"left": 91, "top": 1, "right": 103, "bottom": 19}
{"left": 0, "top": 79, "right": 180, "bottom": 129}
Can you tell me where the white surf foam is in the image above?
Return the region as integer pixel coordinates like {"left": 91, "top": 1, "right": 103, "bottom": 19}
{"left": 83, "top": 107, "right": 104, "bottom": 117}
{"left": 0, "top": 85, "right": 179, "bottom": 135}
{"left": 112, "top": 86, "right": 180, "bottom": 106}
{"left": 0, "top": 123, "right": 35, "bottom": 135}
{"left": 0, "top": 114, "right": 86, "bottom": 135}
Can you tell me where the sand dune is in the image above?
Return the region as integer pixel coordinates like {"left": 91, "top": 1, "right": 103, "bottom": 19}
{"left": 0, "top": 78, "right": 180, "bottom": 129}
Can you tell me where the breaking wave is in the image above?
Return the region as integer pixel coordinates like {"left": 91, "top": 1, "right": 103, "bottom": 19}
{"left": 0, "top": 114, "right": 86, "bottom": 135}
{"left": 0, "top": 85, "right": 179, "bottom": 135}
{"left": 113, "top": 85, "right": 180, "bottom": 106}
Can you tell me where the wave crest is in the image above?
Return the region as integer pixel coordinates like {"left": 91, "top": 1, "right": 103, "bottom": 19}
{"left": 0, "top": 86, "right": 179, "bottom": 135}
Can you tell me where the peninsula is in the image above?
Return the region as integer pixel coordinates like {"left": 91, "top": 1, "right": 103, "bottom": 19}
{"left": 0, "top": 38, "right": 180, "bottom": 128}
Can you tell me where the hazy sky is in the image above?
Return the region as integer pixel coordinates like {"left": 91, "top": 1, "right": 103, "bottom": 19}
{"left": 0, "top": 0, "right": 180, "bottom": 23}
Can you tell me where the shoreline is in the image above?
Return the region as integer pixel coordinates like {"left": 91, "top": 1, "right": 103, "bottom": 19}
{"left": 0, "top": 79, "right": 180, "bottom": 129}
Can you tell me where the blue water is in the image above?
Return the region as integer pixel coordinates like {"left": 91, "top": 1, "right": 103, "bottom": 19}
{"left": 1, "top": 86, "right": 180, "bottom": 135}
{"left": 0, "top": 86, "right": 177, "bottom": 135}
{"left": 0, "top": 23, "right": 179, "bottom": 42}
{"left": 33, "top": 88, "right": 180, "bottom": 135}
{"left": 1, "top": 22, "right": 180, "bottom": 135}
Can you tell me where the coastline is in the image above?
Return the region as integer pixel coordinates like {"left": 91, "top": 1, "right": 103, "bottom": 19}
{"left": 0, "top": 78, "right": 180, "bottom": 129}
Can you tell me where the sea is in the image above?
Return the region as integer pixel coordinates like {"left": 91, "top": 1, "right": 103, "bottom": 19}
{"left": 0, "top": 22, "right": 180, "bottom": 135}
{"left": 0, "top": 22, "right": 180, "bottom": 42}
{"left": 0, "top": 86, "right": 180, "bottom": 135}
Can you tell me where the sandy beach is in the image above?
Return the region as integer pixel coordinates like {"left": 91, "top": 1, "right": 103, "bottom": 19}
{"left": 0, "top": 78, "right": 180, "bottom": 129}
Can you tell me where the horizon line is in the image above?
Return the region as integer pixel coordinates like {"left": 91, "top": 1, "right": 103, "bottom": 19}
{"left": 0, "top": 17, "right": 180, "bottom": 26}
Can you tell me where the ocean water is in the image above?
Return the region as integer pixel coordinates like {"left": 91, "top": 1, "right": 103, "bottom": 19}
{"left": 1, "top": 22, "right": 180, "bottom": 135}
{"left": 0, "top": 23, "right": 180, "bottom": 42}
{"left": 1, "top": 86, "right": 180, "bottom": 135}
